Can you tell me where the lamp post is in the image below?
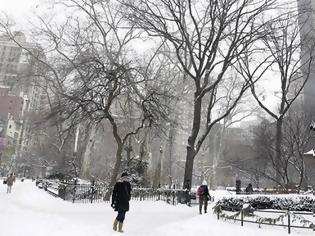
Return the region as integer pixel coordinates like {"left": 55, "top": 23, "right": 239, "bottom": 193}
{"left": 159, "top": 146, "right": 163, "bottom": 188}
{"left": 153, "top": 146, "right": 163, "bottom": 189}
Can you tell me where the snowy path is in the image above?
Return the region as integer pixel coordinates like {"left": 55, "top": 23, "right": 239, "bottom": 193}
{"left": 0, "top": 180, "right": 312, "bottom": 236}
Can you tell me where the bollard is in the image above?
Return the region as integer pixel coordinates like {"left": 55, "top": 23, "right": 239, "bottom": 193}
{"left": 287, "top": 210, "right": 291, "bottom": 234}
{"left": 72, "top": 186, "right": 76, "bottom": 203}
{"left": 241, "top": 209, "right": 244, "bottom": 226}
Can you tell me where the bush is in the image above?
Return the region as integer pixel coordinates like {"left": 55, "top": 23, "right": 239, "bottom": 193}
{"left": 215, "top": 196, "right": 314, "bottom": 212}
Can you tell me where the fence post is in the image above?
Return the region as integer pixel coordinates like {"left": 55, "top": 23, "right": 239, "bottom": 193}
{"left": 90, "top": 186, "right": 94, "bottom": 204}
{"left": 217, "top": 206, "right": 221, "bottom": 220}
{"left": 72, "top": 186, "right": 76, "bottom": 203}
{"left": 241, "top": 209, "right": 244, "bottom": 226}
{"left": 172, "top": 192, "right": 175, "bottom": 205}
{"left": 287, "top": 210, "right": 291, "bottom": 234}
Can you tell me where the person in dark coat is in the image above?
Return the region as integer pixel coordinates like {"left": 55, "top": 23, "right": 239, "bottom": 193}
{"left": 6, "top": 173, "right": 15, "bottom": 194}
{"left": 197, "top": 180, "right": 211, "bottom": 214}
{"left": 245, "top": 183, "right": 253, "bottom": 194}
{"left": 111, "top": 172, "right": 131, "bottom": 232}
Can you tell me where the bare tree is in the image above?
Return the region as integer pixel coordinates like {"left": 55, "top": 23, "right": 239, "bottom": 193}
{"left": 282, "top": 108, "right": 310, "bottom": 191}
{"left": 228, "top": 119, "right": 277, "bottom": 187}
{"left": 237, "top": 10, "right": 315, "bottom": 185}
{"left": 0, "top": 0, "right": 172, "bottom": 193}
{"left": 122, "top": 0, "right": 277, "bottom": 189}
{"left": 229, "top": 109, "right": 311, "bottom": 192}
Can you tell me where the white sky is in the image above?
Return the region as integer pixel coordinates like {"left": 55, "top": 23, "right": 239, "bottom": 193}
{"left": 0, "top": 0, "right": 40, "bottom": 24}
{"left": 0, "top": 0, "right": 285, "bottom": 115}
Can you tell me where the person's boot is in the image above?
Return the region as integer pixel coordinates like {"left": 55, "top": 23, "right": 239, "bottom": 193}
{"left": 113, "top": 219, "right": 118, "bottom": 231}
{"left": 118, "top": 222, "right": 124, "bottom": 233}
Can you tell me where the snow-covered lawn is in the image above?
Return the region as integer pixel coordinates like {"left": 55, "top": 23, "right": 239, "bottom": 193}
{"left": 0, "top": 180, "right": 312, "bottom": 236}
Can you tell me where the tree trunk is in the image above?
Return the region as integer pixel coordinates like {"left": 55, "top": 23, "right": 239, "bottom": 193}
{"left": 275, "top": 118, "right": 283, "bottom": 184}
{"left": 80, "top": 125, "right": 96, "bottom": 179}
{"left": 153, "top": 145, "right": 164, "bottom": 189}
{"left": 297, "top": 159, "right": 305, "bottom": 193}
{"left": 183, "top": 147, "right": 195, "bottom": 190}
{"left": 139, "top": 130, "right": 148, "bottom": 162}
{"left": 139, "top": 130, "right": 150, "bottom": 187}
{"left": 104, "top": 144, "right": 123, "bottom": 200}
{"left": 125, "top": 136, "right": 132, "bottom": 168}
{"left": 183, "top": 93, "right": 202, "bottom": 190}
{"left": 167, "top": 122, "right": 175, "bottom": 188}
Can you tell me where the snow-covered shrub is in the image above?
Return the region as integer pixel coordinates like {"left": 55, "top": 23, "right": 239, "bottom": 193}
{"left": 214, "top": 196, "right": 314, "bottom": 212}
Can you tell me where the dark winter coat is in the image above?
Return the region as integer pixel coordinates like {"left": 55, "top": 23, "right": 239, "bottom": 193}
{"left": 111, "top": 180, "right": 132, "bottom": 212}
{"left": 6, "top": 175, "right": 15, "bottom": 186}
{"left": 198, "top": 185, "right": 210, "bottom": 198}
{"left": 245, "top": 184, "right": 253, "bottom": 194}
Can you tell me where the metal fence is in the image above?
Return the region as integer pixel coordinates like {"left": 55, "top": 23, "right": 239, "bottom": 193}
{"left": 226, "top": 187, "right": 312, "bottom": 195}
{"left": 216, "top": 206, "right": 314, "bottom": 234}
{"left": 58, "top": 184, "right": 106, "bottom": 203}
{"left": 42, "top": 180, "right": 194, "bottom": 205}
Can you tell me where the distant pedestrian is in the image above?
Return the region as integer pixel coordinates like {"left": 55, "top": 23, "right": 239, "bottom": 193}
{"left": 111, "top": 172, "right": 132, "bottom": 233}
{"left": 6, "top": 173, "right": 15, "bottom": 194}
{"left": 245, "top": 183, "right": 253, "bottom": 194}
{"left": 197, "top": 180, "right": 211, "bottom": 214}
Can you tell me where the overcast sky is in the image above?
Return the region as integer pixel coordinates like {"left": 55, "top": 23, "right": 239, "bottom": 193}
{"left": 0, "top": 0, "right": 40, "bottom": 22}
{"left": 0, "top": 0, "right": 281, "bottom": 114}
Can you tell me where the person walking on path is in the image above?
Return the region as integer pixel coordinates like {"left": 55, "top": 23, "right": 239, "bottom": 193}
{"left": 111, "top": 172, "right": 132, "bottom": 233}
{"left": 197, "top": 180, "right": 211, "bottom": 214}
{"left": 6, "top": 173, "right": 15, "bottom": 194}
{"left": 245, "top": 183, "right": 253, "bottom": 194}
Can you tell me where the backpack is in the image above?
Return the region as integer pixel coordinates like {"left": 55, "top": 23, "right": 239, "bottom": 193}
{"left": 197, "top": 186, "right": 204, "bottom": 196}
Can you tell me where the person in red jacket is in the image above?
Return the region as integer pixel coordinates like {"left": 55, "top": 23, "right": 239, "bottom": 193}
{"left": 111, "top": 172, "right": 132, "bottom": 232}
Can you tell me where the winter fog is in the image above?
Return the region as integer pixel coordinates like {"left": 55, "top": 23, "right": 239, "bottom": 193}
{"left": 0, "top": 0, "right": 315, "bottom": 235}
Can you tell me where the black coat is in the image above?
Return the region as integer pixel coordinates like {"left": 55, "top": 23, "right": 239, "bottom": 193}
{"left": 199, "top": 185, "right": 210, "bottom": 197}
{"left": 111, "top": 181, "right": 132, "bottom": 212}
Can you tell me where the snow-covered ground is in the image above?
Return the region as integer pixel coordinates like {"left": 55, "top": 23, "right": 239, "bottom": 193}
{"left": 0, "top": 180, "right": 312, "bottom": 236}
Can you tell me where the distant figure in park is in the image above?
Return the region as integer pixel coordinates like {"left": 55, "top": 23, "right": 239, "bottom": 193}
{"left": 245, "top": 183, "right": 253, "bottom": 194}
{"left": 197, "top": 180, "right": 211, "bottom": 214}
{"left": 6, "top": 173, "right": 15, "bottom": 194}
{"left": 111, "top": 172, "right": 132, "bottom": 233}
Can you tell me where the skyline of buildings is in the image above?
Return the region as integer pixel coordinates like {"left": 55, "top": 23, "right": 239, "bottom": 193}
{"left": 0, "top": 32, "right": 44, "bottom": 173}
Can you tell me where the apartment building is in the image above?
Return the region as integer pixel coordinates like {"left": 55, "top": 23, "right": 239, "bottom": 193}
{"left": 0, "top": 32, "right": 44, "bottom": 164}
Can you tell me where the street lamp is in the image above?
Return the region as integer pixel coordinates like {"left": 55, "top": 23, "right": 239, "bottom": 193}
{"left": 159, "top": 146, "right": 163, "bottom": 188}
